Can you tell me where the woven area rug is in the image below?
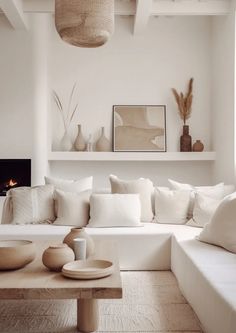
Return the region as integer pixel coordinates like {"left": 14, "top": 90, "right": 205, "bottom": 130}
{"left": 0, "top": 271, "right": 202, "bottom": 333}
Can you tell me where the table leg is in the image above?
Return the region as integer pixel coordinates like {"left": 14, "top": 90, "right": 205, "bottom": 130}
{"left": 77, "top": 299, "right": 99, "bottom": 332}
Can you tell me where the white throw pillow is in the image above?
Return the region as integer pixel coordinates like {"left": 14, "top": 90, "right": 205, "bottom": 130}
{"left": 187, "top": 193, "right": 221, "bottom": 228}
{"left": 109, "top": 175, "right": 154, "bottom": 222}
{"left": 168, "top": 179, "right": 225, "bottom": 217}
{"left": 11, "top": 185, "right": 55, "bottom": 225}
{"left": 45, "top": 176, "right": 93, "bottom": 192}
{"left": 198, "top": 192, "right": 236, "bottom": 253}
{"left": 54, "top": 189, "right": 91, "bottom": 227}
{"left": 87, "top": 194, "right": 142, "bottom": 228}
{"left": 154, "top": 188, "right": 191, "bottom": 224}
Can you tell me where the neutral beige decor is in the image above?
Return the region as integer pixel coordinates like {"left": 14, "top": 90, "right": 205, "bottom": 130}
{"left": 54, "top": 189, "right": 91, "bottom": 227}
{"left": 113, "top": 105, "right": 166, "bottom": 151}
{"left": 62, "top": 259, "right": 114, "bottom": 279}
{"left": 0, "top": 271, "right": 202, "bottom": 333}
{"left": 110, "top": 175, "right": 154, "bottom": 222}
{"left": 0, "top": 240, "right": 36, "bottom": 270}
{"left": 63, "top": 227, "right": 95, "bottom": 258}
{"left": 198, "top": 192, "right": 236, "bottom": 253}
{"left": 0, "top": 241, "right": 122, "bottom": 333}
{"left": 55, "top": 0, "right": 114, "bottom": 48}
{"left": 42, "top": 244, "right": 75, "bottom": 272}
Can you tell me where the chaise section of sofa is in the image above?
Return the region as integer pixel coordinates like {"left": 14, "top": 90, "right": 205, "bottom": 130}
{"left": 171, "top": 233, "right": 236, "bottom": 333}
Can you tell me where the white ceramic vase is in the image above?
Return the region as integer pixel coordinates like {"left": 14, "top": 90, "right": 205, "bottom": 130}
{"left": 61, "top": 129, "right": 73, "bottom": 151}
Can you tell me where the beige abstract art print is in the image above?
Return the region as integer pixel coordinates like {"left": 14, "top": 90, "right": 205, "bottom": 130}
{"left": 113, "top": 105, "right": 166, "bottom": 152}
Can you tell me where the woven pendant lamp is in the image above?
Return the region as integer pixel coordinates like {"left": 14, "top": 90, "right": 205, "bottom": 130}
{"left": 55, "top": 0, "right": 114, "bottom": 48}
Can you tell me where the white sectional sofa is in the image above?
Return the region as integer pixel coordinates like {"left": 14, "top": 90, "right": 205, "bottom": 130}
{"left": 0, "top": 222, "right": 235, "bottom": 333}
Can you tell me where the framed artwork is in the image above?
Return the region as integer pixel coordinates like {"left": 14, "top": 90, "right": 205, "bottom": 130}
{"left": 113, "top": 105, "right": 166, "bottom": 152}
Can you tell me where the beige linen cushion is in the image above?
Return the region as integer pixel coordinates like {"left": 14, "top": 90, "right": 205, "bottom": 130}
{"left": 45, "top": 176, "right": 93, "bottom": 192}
{"left": 54, "top": 189, "right": 91, "bottom": 227}
{"left": 87, "top": 193, "right": 142, "bottom": 228}
{"left": 11, "top": 185, "right": 55, "bottom": 225}
{"left": 109, "top": 175, "right": 154, "bottom": 222}
{"left": 198, "top": 192, "right": 236, "bottom": 253}
{"left": 187, "top": 193, "right": 221, "bottom": 228}
{"left": 154, "top": 188, "right": 191, "bottom": 224}
{"left": 168, "top": 179, "right": 225, "bottom": 217}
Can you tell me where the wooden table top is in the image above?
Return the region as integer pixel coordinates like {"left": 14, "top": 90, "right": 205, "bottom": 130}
{"left": 0, "top": 240, "right": 122, "bottom": 300}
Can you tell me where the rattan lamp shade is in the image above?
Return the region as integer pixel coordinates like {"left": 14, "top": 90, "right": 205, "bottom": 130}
{"left": 55, "top": 0, "right": 114, "bottom": 48}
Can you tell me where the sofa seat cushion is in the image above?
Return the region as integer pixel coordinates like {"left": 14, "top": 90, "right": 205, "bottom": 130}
{"left": 0, "top": 223, "right": 198, "bottom": 270}
{"left": 171, "top": 235, "right": 236, "bottom": 333}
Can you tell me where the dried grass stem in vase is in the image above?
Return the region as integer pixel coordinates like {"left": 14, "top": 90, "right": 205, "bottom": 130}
{"left": 172, "top": 78, "right": 193, "bottom": 125}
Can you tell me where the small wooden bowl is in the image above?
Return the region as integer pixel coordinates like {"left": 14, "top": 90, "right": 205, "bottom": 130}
{"left": 0, "top": 240, "right": 36, "bottom": 270}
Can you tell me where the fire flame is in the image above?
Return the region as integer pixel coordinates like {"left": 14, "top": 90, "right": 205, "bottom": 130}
{"left": 6, "top": 179, "right": 18, "bottom": 187}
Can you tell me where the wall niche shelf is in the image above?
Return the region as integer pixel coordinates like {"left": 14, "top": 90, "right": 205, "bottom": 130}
{"left": 48, "top": 151, "right": 216, "bottom": 162}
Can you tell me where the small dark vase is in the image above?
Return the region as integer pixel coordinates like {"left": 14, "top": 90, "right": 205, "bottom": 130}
{"left": 180, "top": 125, "right": 192, "bottom": 152}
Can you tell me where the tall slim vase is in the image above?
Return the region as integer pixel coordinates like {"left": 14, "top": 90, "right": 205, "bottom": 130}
{"left": 95, "top": 127, "right": 110, "bottom": 152}
{"left": 74, "top": 124, "right": 86, "bottom": 151}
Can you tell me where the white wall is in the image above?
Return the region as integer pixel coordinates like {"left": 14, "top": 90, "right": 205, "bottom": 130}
{"left": 49, "top": 15, "right": 214, "bottom": 187}
{"left": 0, "top": 14, "right": 33, "bottom": 158}
{"left": 211, "top": 9, "right": 235, "bottom": 184}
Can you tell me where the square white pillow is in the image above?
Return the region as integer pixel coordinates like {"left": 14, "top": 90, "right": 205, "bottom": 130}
{"left": 154, "top": 188, "right": 191, "bottom": 224}
{"left": 187, "top": 193, "right": 221, "bottom": 228}
{"left": 11, "top": 185, "right": 55, "bottom": 225}
{"left": 198, "top": 192, "right": 236, "bottom": 253}
{"left": 54, "top": 189, "right": 91, "bottom": 227}
{"left": 168, "top": 179, "right": 225, "bottom": 217}
{"left": 109, "top": 175, "right": 154, "bottom": 222}
{"left": 87, "top": 193, "right": 142, "bottom": 228}
{"left": 45, "top": 176, "right": 93, "bottom": 193}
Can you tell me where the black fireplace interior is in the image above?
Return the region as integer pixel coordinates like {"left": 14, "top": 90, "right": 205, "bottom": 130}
{"left": 0, "top": 159, "right": 31, "bottom": 196}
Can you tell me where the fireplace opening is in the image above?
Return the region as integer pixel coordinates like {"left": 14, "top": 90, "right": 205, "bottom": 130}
{"left": 0, "top": 159, "right": 31, "bottom": 196}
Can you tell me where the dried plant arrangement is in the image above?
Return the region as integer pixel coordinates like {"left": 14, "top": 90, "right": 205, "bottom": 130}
{"left": 52, "top": 82, "right": 78, "bottom": 131}
{"left": 172, "top": 78, "right": 194, "bottom": 125}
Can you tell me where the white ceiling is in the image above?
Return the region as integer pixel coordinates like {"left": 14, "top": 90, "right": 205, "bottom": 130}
{"left": 0, "top": 0, "right": 232, "bottom": 32}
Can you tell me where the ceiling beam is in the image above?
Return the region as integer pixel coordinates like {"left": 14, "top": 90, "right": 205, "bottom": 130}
{"left": 152, "top": 0, "right": 230, "bottom": 16}
{"left": 134, "top": 0, "right": 152, "bottom": 34}
{"left": 9, "top": 0, "right": 231, "bottom": 16}
{"left": 0, "top": 0, "right": 28, "bottom": 29}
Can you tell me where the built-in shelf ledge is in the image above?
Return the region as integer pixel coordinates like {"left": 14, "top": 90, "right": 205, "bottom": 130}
{"left": 48, "top": 151, "right": 216, "bottom": 162}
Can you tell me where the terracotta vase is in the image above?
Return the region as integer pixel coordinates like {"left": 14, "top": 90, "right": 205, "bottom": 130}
{"left": 42, "top": 244, "right": 75, "bottom": 272}
{"left": 74, "top": 124, "right": 86, "bottom": 151}
{"left": 95, "top": 127, "right": 110, "bottom": 152}
{"left": 193, "top": 140, "right": 204, "bottom": 152}
{"left": 180, "top": 125, "right": 192, "bottom": 152}
{"left": 63, "top": 227, "right": 95, "bottom": 258}
{"left": 61, "top": 129, "right": 73, "bottom": 151}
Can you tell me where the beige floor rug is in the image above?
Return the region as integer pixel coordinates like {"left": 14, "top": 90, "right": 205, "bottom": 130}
{"left": 0, "top": 271, "right": 203, "bottom": 333}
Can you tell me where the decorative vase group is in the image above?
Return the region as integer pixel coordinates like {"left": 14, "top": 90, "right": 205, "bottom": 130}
{"left": 63, "top": 227, "right": 95, "bottom": 258}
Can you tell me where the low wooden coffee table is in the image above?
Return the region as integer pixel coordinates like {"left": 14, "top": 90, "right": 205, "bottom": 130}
{"left": 0, "top": 240, "right": 122, "bottom": 333}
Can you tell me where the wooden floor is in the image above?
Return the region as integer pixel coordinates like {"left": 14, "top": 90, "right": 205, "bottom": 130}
{"left": 0, "top": 271, "right": 203, "bottom": 333}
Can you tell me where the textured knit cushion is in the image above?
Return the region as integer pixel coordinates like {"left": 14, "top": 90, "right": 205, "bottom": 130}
{"left": 45, "top": 176, "right": 93, "bottom": 192}
{"left": 11, "top": 185, "right": 55, "bottom": 225}
{"left": 87, "top": 193, "right": 142, "bottom": 227}
{"left": 187, "top": 193, "right": 221, "bottom": 227}
{"left": 54, "top": 189, "right": 91, "bottom": 227}
{"left": 154, "top": 188, "right": 191, "bottom": 224}
{"left": 110, "top": 175, "right": 154, "bottom": 222}
{"left": 198, "top": 192, "right": 236, "bottom": 253}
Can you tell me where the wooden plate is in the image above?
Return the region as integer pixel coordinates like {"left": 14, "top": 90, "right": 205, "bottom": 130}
{"left": 62, "top": 259, "right": 114, "bottom": 280}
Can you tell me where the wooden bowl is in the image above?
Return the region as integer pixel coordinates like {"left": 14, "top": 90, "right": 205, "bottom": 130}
{"left": 0, "top": 240, "right": 36, "bottom": 270}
